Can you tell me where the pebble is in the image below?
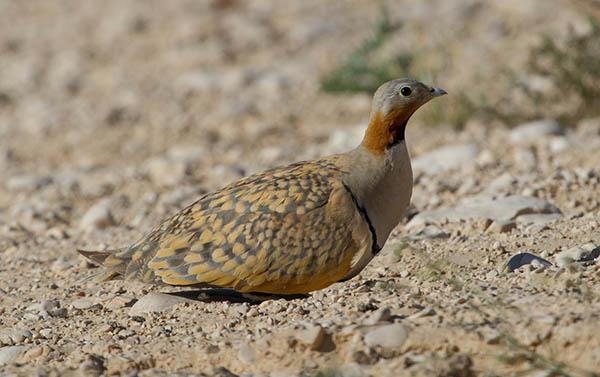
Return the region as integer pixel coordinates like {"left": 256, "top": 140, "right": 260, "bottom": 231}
{"left": 408, "top": 195, "right": 561, "bottom": 228}
{"left": 50, "top": 257, "right": 72, "bottom": 272}
{"left": 549, "top": 136, "right": 571, "bottom": 152}
{"left": 71, "top": 298, "right": 101, "bottom": 310}
{"left": 516, "top": 213, "right": 562, "bottom": 226}
{"left": 555, "top": 243, "right": 600, "bottom": 267}
{"left": 487, "top": 220, "right": 517, "bottom": 233}
{"left": 479, "top": 327, "right": 502, "bottom": 344}
{"left": 294, "top": 324, "right": 330, "bottom": 352}
{"left": 0, "top": 328, "right": 33, "bottom": 346}
{"left": 363, "top": 323, "right": 410, "bottom": 350}
{"left": 407, "top": 307, "right": 435, "bottom": 320}
{"left": 237, "top": 343, "right": 257, "bottom": 364}
{"left": 407, "top": 224, "right": 450, "bottom": 240}
{"left": 79, "top": 199, "right": 115, "bottom": 231}
{"left": 5, "top": 174, "right": 52, "bottom": 192}
{"left": 485, "top": 173, "right": 517, "bottom": 193}
{"left": 412, "top": 144, "right": 479, "bottom": 175}
{"left": 509, "top": 119, "right": 564, "bottom": 144}
{"left": 38, "top": 328, "right": 52, "bottom": 339}
{"left": 128, "top": 293, "right": 194, "bottom": 316}
{"left": 0, "top": 345, "right": 27, "bottom": 365}
{"left": 144, "top": 157, "right": 187, "bottom": 187}
{"left": 362, "top": 307, "right": 392, "bottom": 325}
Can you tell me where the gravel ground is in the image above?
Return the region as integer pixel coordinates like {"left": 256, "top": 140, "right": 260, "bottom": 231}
{"left": 0, "top": 1, "right": 599, "bottom": 376}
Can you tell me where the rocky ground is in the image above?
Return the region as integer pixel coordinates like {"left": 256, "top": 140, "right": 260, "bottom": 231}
{"left": 0, "top": 1, "right": 599, "bottom": 376}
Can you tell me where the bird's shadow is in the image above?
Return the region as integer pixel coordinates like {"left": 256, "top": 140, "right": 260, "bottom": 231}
{"left": 165, "top": 288, "right": 309, "bottom": 304}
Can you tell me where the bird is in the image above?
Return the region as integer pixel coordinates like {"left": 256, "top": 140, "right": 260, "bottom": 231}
{"left": 79, "top": 78, "right": 446, "bottom": 295}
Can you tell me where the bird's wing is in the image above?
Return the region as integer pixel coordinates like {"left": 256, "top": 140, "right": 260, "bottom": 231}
{"left": 107, "top": 159, "right": 374, "bottom": 293}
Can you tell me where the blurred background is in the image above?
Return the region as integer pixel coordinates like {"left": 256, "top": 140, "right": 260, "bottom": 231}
{"left": 0, "top": 0, "right": 598, "bottom": 178}
{"left": 1, "top": 1, "right": 600, "bottom": 375}
{"left": 1, "top": 0, "right": 599, "bottom": 251}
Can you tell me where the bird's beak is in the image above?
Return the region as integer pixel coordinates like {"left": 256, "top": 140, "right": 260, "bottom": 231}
{"left": 431, "top": 87, "right": 447, "bottom": 97}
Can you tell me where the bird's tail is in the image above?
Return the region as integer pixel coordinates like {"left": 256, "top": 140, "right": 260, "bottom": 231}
{"left": 77, "top": 249, "right": 112, "bottom": 266}
{"left": 77, "top": 248, "right": 126, "bottom": 282}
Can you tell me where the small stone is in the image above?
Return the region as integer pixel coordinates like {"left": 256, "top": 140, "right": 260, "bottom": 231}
{"left": 555, "top": 244, "right": 600, "bottom": 267}
{"left": 79, "top": 354, "right": 105, "bottom": 376}
{"left": 486, "top": 270, "right": 499, "bottom": 279}
{"left": 487, "top": 220, "right": 516, "bottom": 233}
{"left": 294, "top": 324, "right": 330, "bottom": 352}
{"left": 0, "top": 345, "right": 27, "bottom": 365}
{"left": 38, "top": 329, "right": 52, "bottom": 339}
{"left": 80, "top": 200, "right": 115, "bottom": 231}
{"left": 144, "top": 157, "right": 187, "bottom": 187}
{"left": 40, "top": 299, "right": 60, "bottom": 312}
{"left": 408, "top": 225, "right": 450, "bottom": 240}
{"left": 104, "top": 295, "right": 136, "bottom": 310}
{"left": 49, "top": 307, "right": 68, "bottom": 318}
{"left": 516, "top": 213, "right": 562, "bottom": 226}
{"left": 480, "top": 327, "right": 502, "bottom": 344}
{"left": 71, "top": 298, "right": 101, "bottom": 310}
{"left": 408, "top": 195, "right": 561, "bottom": 228}
{"left": 408, "top": 307, "right": 435, "bottom": 320}
{"left": 237, "top": 343, "right": 256, "bottom": 364}
{"left": 363, "top": 307, "right": 392, "bottom": 325}
{"left": 0, "top": 329, "right": 33, "bottom": 346}
{"left": 128, "top": 293, "right": 193, "bottom": 316}
{"left": 5, "top": 174, "right": 52, "bottom": 192}
{"left": 412, "top": 144, "right": 479, "bottom": 176}
{"left": 50, "top": 257, "right": 71, "bottom": 272}
{"left": 549, "top": 136, "right": 570, "bottom": 152}
{"left": 364, "top": 323, "right": 410, "bottom": 350}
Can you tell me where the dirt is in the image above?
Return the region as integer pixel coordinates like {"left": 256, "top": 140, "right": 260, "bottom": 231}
{"left": 0, "top": 1, "right": 599, "bottom": 376}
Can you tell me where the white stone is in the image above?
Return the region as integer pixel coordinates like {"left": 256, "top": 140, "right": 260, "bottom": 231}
{"left": 294, "top": 324, "right": 328, "bottom": 351}
{"left": 71, "top": 298, "right": 100, "bottom": 310}
{"left": 80, "top": 199, "right": 115, "bottom": 231}
{"left": 237, "top": 343, "right": 256, "bottom": 364}
{"left": 5, "top": 174, "right": 52, "bottom": 192}
{"left": 363, "top": 307, "right": 392, "bottom": 325}
{"left": 548, "top": 136, "right": 571, "bottom": 152}
{"left": 144, "top": 157, "right": 187, "bottom": 187}
{"left": 408, "top": 195, "right": 561, "bottom": 228}
{"left": 364, "top": 323, "right": 410, "bottom": 350}
{"left": 128, "top": 293, "right": 194, "bottom": 316}
{"left": 555, "top": 244, "right": 599, "bottom": 267}
{"left": 516, "top": 213, "right": 562, "bottom": 226}
{"left": 0, "top": 346, "right": 26, "bottom": 365}
{"left": 412, "top": 144, "right": 479, "bottom": 175}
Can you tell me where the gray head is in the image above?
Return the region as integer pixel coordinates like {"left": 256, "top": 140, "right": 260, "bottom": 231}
{"left": 363, "top": 78, "right": 447, "bottom": 154}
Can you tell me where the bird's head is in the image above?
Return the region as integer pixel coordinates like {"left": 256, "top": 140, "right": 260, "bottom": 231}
{"left": 362, "top": 78, "right": 447, "bottom": 154}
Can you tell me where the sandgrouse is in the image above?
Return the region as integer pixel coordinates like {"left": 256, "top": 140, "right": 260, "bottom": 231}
{"left": 79, "top": 78, "right": 446, "bottom": 294}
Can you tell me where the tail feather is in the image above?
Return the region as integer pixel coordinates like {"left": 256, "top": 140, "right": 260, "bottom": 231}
{"left": 77, "top": 249, "right": 112, "bottom": 266}
{"left": 77, "top": 249, "right": 125, "bottom": 282}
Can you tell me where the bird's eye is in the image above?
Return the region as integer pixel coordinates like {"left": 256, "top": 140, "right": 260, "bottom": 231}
{"left": 400, "top": 87, "right": 412, "bottom": 96}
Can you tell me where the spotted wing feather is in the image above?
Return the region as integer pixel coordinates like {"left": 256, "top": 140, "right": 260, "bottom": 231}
{"left": 104, "top": 159, "right": 373, "bottom": 294}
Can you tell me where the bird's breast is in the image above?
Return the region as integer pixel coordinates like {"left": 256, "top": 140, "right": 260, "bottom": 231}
{"left": 362, "top": 142, "right": 413, "bottom": 246}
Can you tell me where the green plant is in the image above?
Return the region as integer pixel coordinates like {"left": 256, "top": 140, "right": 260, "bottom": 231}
{"left": 320, "top": 11, "right": 408, "bottom": 94}
{"left": 480, "top": 17, "right": 600, "bottom": 126}
{"left": 320, "top": 9, "right": 475, "bottom": 128}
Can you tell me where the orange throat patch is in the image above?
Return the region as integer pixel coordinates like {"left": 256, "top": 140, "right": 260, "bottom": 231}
{"left": 362, "top": 111, "right": 408, "bottom": 155}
